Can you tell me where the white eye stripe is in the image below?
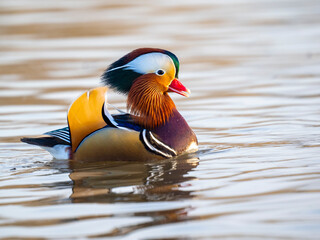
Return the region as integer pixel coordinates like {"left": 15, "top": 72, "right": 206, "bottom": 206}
{"left": 125, "top": 52, "right": 174, "bottom": 75}
{"left": 106, "top": 64, "right": 128, "bottom": 73}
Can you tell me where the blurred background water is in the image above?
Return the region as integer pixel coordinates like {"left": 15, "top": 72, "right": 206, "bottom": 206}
{"left": 1, "top": 0, "right": 320, "bottom": 239}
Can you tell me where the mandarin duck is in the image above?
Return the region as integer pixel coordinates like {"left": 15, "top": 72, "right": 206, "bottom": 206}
{"left": 21, "top": 48, "right": 198, "bottom": 161}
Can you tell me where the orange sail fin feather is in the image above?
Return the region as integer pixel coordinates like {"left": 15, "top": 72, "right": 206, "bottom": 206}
{"left": 68, "top": 87, "right": 108, "bottom": 152}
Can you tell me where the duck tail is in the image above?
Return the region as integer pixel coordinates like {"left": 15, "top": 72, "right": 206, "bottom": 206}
{"left": 21, "top": 136, "right": 71, "bottom": 159}
{"left": 21, "top": 127, "right": 72, "bottom": 159}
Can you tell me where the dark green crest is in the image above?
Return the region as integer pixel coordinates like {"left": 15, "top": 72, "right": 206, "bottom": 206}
{"left": 164, "top": 50, "right": 180, "bottom": 78}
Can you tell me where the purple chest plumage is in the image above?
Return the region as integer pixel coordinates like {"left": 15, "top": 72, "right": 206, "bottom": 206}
{"left": 152, "top": 109, "right": 197, "bottom": 153}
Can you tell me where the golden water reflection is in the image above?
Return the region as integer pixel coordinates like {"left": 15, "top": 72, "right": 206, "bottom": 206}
{"left": 69, "top": 155, "right": 199, "bottom": 203}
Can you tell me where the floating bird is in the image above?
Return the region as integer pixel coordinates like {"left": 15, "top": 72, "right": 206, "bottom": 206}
{"left": 21, "top": 48, "right": 198, "bottom": 161}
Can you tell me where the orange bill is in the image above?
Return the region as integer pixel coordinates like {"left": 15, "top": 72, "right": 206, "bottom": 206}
{"left": 68, "top": 87, "right": 108, "bottom": 152}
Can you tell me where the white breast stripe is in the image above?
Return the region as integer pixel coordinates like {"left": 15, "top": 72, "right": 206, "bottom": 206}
{"left": 149, "top": 132, "right": 176, "bottom": 156}
{"left": 142, "top": 130, "right": 172, "bottom": 158}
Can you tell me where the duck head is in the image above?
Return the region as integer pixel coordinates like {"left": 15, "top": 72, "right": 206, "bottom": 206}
{"left": 101, "top": 48, "right": 190, "bottom": 129}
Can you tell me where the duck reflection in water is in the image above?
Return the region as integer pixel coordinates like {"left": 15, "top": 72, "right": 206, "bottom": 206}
{"left": 68, "top": 154, "right": 199, "bottom": 203}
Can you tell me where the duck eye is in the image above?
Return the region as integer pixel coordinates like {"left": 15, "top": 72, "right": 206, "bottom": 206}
{"left": 156, "top": 69, "right": 165, "bottom": 76}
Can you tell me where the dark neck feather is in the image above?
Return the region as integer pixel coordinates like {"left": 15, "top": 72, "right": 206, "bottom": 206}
{"left": 127, "top": 76, "right": 175, "bottom": 130}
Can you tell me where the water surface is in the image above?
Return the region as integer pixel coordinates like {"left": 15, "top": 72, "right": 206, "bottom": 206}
{"left": 1, "top": 0, "right": 320, "bottom": 239}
